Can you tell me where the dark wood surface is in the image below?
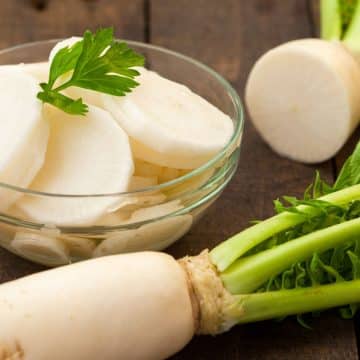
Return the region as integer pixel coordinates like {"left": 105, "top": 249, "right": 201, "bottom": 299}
{"left": 0, "top": 1, "right": 358, "bottom": 359}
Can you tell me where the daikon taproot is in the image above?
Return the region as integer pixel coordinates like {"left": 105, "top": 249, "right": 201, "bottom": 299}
{"left": 1, "top": 142, "right": 360, "bottom": 360}
{"left": 245, "top": 0, "right": 360, "bottom": 163}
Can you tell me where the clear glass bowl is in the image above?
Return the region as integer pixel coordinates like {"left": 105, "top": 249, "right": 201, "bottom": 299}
{"left": 0, "top": 40, "right": 243, "bottom": 266}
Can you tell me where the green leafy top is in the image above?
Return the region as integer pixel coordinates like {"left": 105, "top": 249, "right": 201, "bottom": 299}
{"left": 37, "top": 28, "right": 145, "bottom": 115}
{"left": 251, "top": 142, "right": 360, "bottom": 323}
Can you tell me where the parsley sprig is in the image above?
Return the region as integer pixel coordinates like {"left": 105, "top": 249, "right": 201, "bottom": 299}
{"left": 37, "top": 28, "right": 145, "bottom": 115}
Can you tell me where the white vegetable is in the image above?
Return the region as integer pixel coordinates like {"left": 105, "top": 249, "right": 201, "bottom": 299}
{"left": 0, "top": 252, "right": 195, "bottom": 360}
{"left": 11, "top": 232, "right": 69, "bottom": 266}
{"left": 245, "top": 39, "right": 360, "bottom": 163}
{"left": 93, "top": 200, "right": 192, "bottom": 255}
{"left": 103, "top": 68, "right": 234, "bottom": 169}
{"left": 22, "top": 61, "right": 50, "bottom": 82}
{"left": 128, "top": 175, "right": 158, "bottom": 191}
{"left": 0, "top": 68, "right": 49, "bottom": 210}
{"left": 61, "top": 236, "right": 96, "bottom": 260}
{"left": 17, "top": 105, "right": 134, "bottom": 226}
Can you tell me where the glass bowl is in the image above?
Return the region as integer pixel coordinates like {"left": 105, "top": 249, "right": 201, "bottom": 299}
{"left": 0, "top": 40, "right": 243, "bottom": 266}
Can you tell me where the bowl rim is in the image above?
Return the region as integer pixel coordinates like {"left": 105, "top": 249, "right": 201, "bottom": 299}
{"left": 0, "top": 39, "right": 244, "bottom": 198}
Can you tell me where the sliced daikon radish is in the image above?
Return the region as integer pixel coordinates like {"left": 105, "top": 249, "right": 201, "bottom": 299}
{"left": 93, "top": 200, "right": 192, "bottom": 256}
{"left": 107, "top": 192, "right": 166, "bottom": 213}
{"left": 245, "top": 39, "right": 360, "bottom": 163}
{"left": 128, "top": 175, "right": 158, "bottom": 191}
{"left": 134, "top": 159, "right": 181, "bottom": 183}
{"left": 127, "top": 200, "right": 184, "bottom": 223}
{"left": 0, "top": 62, "right": 50, "bottom": 82}
{"left": 96, "top": 210, "right": 131, "bottom": 226}
{"left": 17, "top": 105, "right": 134, "bottom": 226}
{"left": 134, "top": 158, "right": 164, "bottom": 177}
{"left": 11, "top": 232, "right": 69, "bottom": 266}
{"left": 23, "top": 62, "right": 50, "bottom": 82}
{"left": 158, "top": 167, "right": 181, "bottom": 183}
{"left": 61, "top": 236, "right": 96, "bottom": 260}
{"left": 103, "top": 68, "right": 234, "bottom": 169}
{"left": 0, "top": 68, "right": 49, "bottom": 210}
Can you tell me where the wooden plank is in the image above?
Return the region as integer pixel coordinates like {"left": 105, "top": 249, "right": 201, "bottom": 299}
{"left": 151, "top": 0, "right": 358, "bottom": 359}
{"left": 0, "top": 0, "right": 145, "bottom": 281}
{"left": 0, "top": 0, "right": 144, "bottom": 49}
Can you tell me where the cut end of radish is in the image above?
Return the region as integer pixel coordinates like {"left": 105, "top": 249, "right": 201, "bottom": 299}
{"left": 245, "top": 39, "right": 360, "bottom": 163}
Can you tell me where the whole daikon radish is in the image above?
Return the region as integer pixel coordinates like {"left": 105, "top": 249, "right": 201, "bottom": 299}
{"left": 245, "top": 0, "right": 360, "bottom": 163}
{"left": 2, "top": 143, "right": 360, "bottom": 359}
{"left": 0, "top": 253, "right": 195, "bottom": 360}
{"left": 0, "top": 67, "right": 49, "bottom": 210}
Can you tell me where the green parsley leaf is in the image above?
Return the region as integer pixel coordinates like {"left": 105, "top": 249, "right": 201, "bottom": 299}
{"left": 37, "top": 27, "right": 145, "bottom": 115}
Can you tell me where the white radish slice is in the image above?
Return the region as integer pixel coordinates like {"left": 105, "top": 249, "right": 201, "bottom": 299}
{"left": 158, "top": 167, "right": 181, "bottom": 183}
{"left": 127, "top": 200, "right": 184, "bottom": 223}
{"left": 103, "top": 68, "right": 234, "bottom": 169}
{"left": 93, "top": 200, "right": 192, "bottom": 255}
{"left": 134, "top": 159, "right": 181, "bottom": 183}
{"left": 96, "top": 210, "right": 131, "bottom": 226}
{"left": 0, "top": 62, "right": 50, "bottom": 82}
{"left": 11, "top": 232, "right": 69, "bottom": 266}
{"left": 107, "top": 192, "right": 166, "bottom": 213}
{"left": 245, "top": 39, "right": 360, "bottom": 163}
{"left": 128, "top": 175, "right": 158, "bottom": 191}
{"left": 22, "top": 62, "right": 50, "bottom": 82}
{"left": 61, "top": 236, "right": 96, "bottom": 260}
{"left": 17, "top": 105, "right": 134, "bottom": 226}
{"left": 134, "top": 158, "right": 164, "bottom": 177}
{"left": 0, "top": 252, "right": 194, "bottom": 360}
{"left": 0, "top": 68, "right": 49, "bottom": 210}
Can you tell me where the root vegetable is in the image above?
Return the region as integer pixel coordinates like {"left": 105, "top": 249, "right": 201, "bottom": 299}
{"left": 11, "top": 232, "right": 69, "bottom": 266}
{"left": 245, "top": 0, "right": 360, "bottom": 163}
{"left": 16, "top": 105, "right": 134, "bottom": 226}
{"left": 61, "top": 236, "right": 96, "bottom": 260}
{"left": 1, "top": 142, "right": 360, "bottom": 359}
{"left": 0, "top": 253, "right": 195, "bottom": 360}
{"left": 0, "top": 68, "right": 49, "bottom": 210}
{"left": 127, "top": 175, "right": 158, "bottom": 191}
{"left": 103, "top": 68, "right": 234, "bottom": 169}
{"left": 93, "top": 200, "right": 192, "bottom": 255}
{"left": 22, "top": 62, "right": 50, "bottom": 82}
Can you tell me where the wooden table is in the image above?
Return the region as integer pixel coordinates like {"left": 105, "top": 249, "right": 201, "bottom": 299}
{"left": 0, "top": 1, "right": 359, "bottom": 359}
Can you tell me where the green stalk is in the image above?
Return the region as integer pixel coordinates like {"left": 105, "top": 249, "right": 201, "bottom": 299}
{"left": 221, "top": 218, "right": 360, "bottom": 294}
{"left": 343, "top": 0, "right": 360, "bottom": 52}
{"left": 320, "top": 0, "right": 342, "bottom": 40}
{"left": 211, "top": 184, "right": 360, "bottom": 272}
{"left": 227, "top": 280, "right": 360, "bottom": 324}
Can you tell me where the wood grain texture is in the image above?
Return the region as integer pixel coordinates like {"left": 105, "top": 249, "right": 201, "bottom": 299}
{"left": 151, "top": 0, "right": 358, "bottom": 358}
{"left": 0, "top": 0, "right": 144, "bottom": 49}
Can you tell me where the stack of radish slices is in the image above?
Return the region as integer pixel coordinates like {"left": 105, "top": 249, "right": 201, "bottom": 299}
{"left": 0, "top": 38, "right": 233, "bottom": 264}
